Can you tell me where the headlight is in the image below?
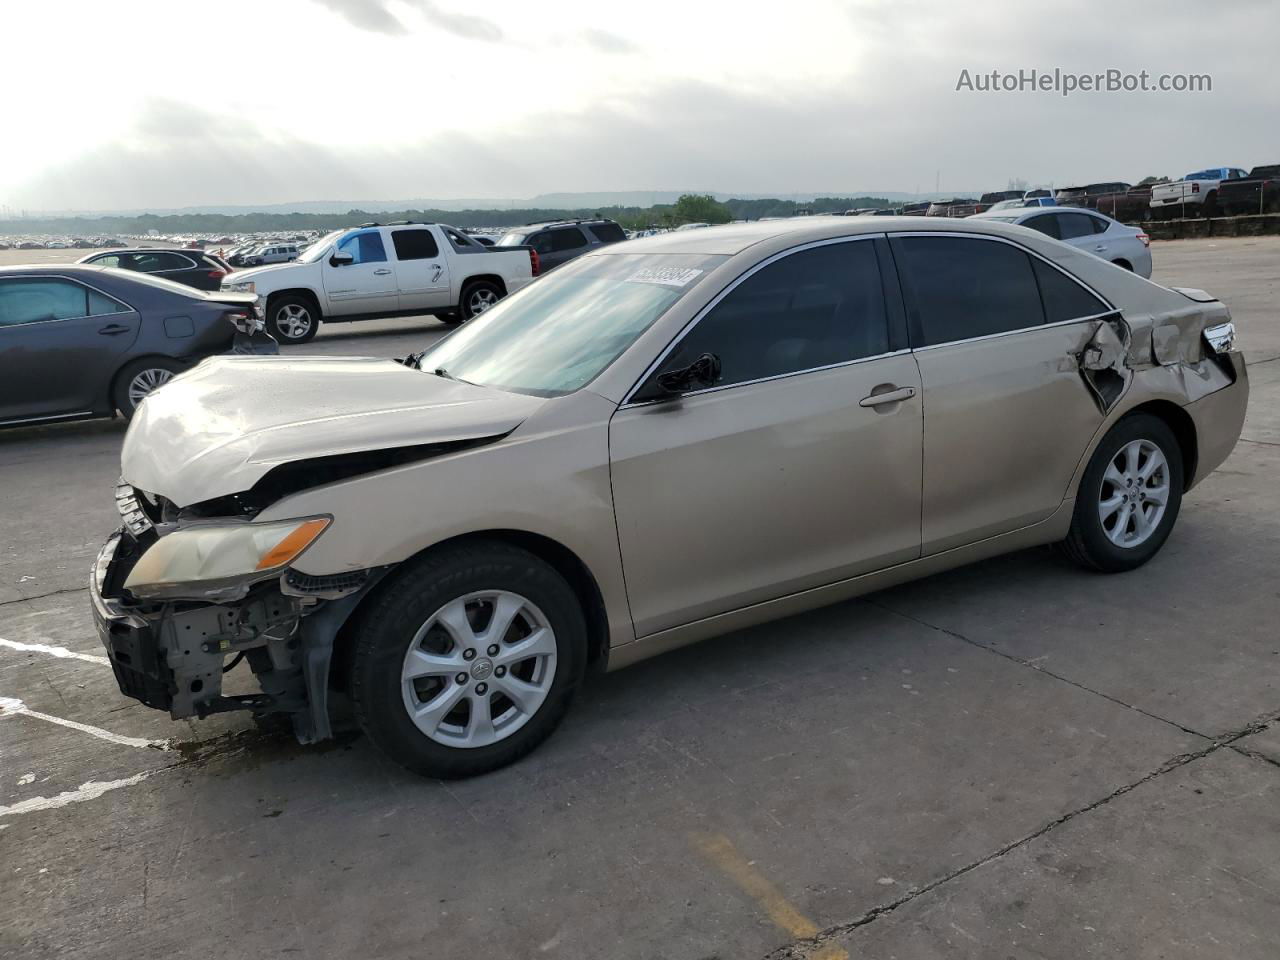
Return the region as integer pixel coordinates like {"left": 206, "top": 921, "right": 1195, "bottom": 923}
{"left": 124, "top": 517, "right": 330, "bottom": 599}
{"left": 225, "top": 280, "right": 255, "bottom": 293}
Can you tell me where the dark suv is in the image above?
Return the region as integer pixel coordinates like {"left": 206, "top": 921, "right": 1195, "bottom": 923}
{"left": 78, "top": 248, "right": 230, "bottom": 291}
{"left": 496, "top": 218, "right": 627, "bottom": 272}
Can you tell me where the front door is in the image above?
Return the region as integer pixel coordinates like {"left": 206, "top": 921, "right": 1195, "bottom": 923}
{"left": 322, "top": 229, "right": 399, "bottom": 316}
{"left": 610, "top": 238, "right": 923, "bottom": 637}
{"left": 889, "top": 234, "right": 1114, "bottom": 554}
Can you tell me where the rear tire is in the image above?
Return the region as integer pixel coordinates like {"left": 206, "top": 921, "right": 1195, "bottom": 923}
{"left": 1058, "top": 413, "right": 1184, "bottom": 573}
{"left": 112, "top": 357, "right": 182, "bottom": 419}
{"left": 459, "top": 280, "right": 504, "bottom": 321}
{"left": 350, "top": 541, "right": 587, "bottom": 778}
{"left": 266, "top": 294, "right": 320, "bottom": 344}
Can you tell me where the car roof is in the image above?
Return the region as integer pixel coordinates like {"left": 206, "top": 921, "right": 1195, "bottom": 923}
{"left": 0, "top": 263, "right": 115, "bottom": 276}
{"left": 603, "top": 215, "right": 1075, "bottom": 255}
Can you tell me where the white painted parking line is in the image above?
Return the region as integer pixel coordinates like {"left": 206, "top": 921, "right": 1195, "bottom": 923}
{"left": 0, "top": 696, "right": 169, "bottom": 751}
{"left": 0, "top": 771, "right": 156, "bottom": 818}
{"left": 0, "top": 637, "right": 110, "bottom": 666}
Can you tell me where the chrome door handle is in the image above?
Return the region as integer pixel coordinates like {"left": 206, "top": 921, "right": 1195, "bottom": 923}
{"left": 373, "top": 268, "right": 392, "bottom": 275}
{"left": 859, "top": 386, "right": 916, "bottom": 407}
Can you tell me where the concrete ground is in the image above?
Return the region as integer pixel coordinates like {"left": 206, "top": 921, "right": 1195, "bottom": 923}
{"left": 1, "top": 237, "right": 1278, "bottom": 959}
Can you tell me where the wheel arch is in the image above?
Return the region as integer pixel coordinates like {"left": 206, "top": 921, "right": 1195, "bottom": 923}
{"left": 459, "top": 273, "right": 508, "bottom": 298}
{"left": 332, "top": 528, "right": 612, "bottom": 690}
{"left": 266, "top": 287, "right": 323, "bottom": 316}
{"left": 1111, "top": 258, "right": 1134, "bottom": 271}
{"left": 1124, "top": 399, "right": 1198, "bottom": 488}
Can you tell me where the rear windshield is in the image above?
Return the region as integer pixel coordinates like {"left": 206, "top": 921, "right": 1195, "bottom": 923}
{"left": 1185, "top": 169, "right": 1222, "bottom": 180}
{"left": 417, "top": 253, "right": 726, "bottom": 397}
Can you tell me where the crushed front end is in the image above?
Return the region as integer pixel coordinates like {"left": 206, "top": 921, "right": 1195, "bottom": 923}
{"left": 90, "top": 481, "right": 377, "bottom": 743}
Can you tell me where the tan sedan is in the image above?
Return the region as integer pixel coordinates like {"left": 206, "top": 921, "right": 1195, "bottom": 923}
{"left": 94, "top": 217, "right": 1247, "bottom": 777}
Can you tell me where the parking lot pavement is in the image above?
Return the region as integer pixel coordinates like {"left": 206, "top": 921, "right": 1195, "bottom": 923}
{"left": 2, "top": 236, "right": 1279, "bottom": 959}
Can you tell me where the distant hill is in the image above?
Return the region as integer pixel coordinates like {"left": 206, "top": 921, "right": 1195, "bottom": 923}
{"left": 4, "top": 189, "right": 980, "bottom": 220}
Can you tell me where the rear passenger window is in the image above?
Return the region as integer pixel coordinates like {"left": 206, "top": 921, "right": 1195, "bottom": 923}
{"left": 131, "top": 252, "right": 190, "bottom": 272}
{"left": 892, "top": 236, "right": 1044, "bottom": 346}
{"left": 1024, "top": 214, "right": 1059, "bottom": 239}
{"left": 528, "top": 233, "right": 553, "bottom": 255}
{"left": 1056, "top": 213, "right": 1098, "bottom": 240}
{"left": 1032, "top": 259, "right": 1110, "bottom": 324}
{"left": 659, "top": 241, "right": 889, "bottom": 388}
{"left": 588, "top": 222, "right": 626, "bottom": 244}
{"left": 551, "top": 228, "right": 588, "bottom": 252}
{"left": 392, "top": 229, "right": 440, "bottom": 260}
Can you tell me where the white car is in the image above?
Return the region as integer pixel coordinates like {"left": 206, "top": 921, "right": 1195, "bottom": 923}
{"left": 969, "top": 207, "right": 1151, "bottom": 278}
{"left": 222, "top": 222, "right": 539, "bottom": 343}
{"left": 1149, "top": 167, "right": 1249, "bottom": 220}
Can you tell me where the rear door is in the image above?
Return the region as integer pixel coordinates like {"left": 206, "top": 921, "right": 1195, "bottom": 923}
{"left": 321, "top": 229, "right": 398, "bottom": 316}
{"left": 0, "top": 276, "right": 140, "bottom": 423}
{"left": 610, "top": 237, "right": 922, "bottom": 636}
{"left": 540, "top": 226, "right": 590, "bottom": 272}
{"left": 1055, "top": 212, "right": 1111, "bottom": 259}
{"left": 890, "top": 234, "right": 1113, "bottom": 554}
{"left": 390, "top": 228, "right": 450, "bottom": 312}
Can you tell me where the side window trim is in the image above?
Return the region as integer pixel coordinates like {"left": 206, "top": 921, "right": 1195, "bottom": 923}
{"left": 887, "top": 231, "right": 1117, "bottom": 352}
{"left": 0, "top": 275, "right": 134, "bottom": 327}
{"left": 621, "top": 234, "right": 900, "bottom": 406}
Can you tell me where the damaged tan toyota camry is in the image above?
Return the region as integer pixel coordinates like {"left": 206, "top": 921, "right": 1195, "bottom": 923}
{"left": 91, "top": 218, "right": 1247, "bottom": 778}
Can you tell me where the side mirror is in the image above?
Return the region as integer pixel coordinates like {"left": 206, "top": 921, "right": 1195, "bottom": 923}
{"left": 329, "top": 250, "right": 354, "bottom": 267}
{"left": 654, "top": 352, "right": 722, "bottom": 397}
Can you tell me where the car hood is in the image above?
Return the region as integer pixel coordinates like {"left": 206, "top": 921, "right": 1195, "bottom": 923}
{"left": 225, "top": 261, "right": 310, "bottom": 284}
{"left": 121, "top": 356, "right": 544, "bottom": 506}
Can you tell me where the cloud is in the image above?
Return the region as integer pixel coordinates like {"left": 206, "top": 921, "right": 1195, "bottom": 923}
{"left": 578, "top": 28, "right": 637, "bottom": 54}
{"left": 308, "top": 0, "right": 501, "bottom": 41}
{"left": 311, "top": 0, "right": 407, "bottom": 35}
{"left": 419, "top": 0, "right": 502, "bottom": 42}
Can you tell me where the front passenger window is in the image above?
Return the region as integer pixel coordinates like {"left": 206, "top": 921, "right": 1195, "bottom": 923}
{"left": 337, "top": 230, "right": 387, "bottom": 264}
{"left": 658, "top": 240, "right": 889, "bottom": 388}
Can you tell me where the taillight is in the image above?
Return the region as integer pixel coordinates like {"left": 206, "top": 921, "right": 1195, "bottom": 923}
{"left": 529, "top": 248, "right": 541, "bottom": 277}
{"left": 1191, "top": 182, "right": 1200, "bottom": 193}
{"left": 1137, "top": 233, "right": 1150, "bottom": 247}
{"left": 209, "top": 269, "right": 226, "bottom": 280}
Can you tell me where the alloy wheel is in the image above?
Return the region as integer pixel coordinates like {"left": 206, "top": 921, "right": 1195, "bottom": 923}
{"left": 1098, "top": 439, "right": 1170, "bottom": 548}
{"left": 126, "top": 367, "right": 174, "bottom": 407}
{"left": 400, "top": 590, "right": 557, "bottom": 748}
{"left": 468, "top": 288, "right": 499, "bottom": 315}
{"left": 275, "top": 303, "right": 313, "bottom": 339}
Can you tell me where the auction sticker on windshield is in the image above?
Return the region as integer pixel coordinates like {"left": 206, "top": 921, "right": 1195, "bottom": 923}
{"left": 625, "top": 266, "right": 704, "bottom": 287}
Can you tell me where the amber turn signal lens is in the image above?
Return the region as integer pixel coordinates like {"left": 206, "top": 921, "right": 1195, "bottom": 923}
{"left": 255, "top": 518, "right": 331, "bottom": 571}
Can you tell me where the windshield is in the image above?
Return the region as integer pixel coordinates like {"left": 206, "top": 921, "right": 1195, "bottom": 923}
{"left": 296, "top": 230, "right": 345, "bottom": 263}
{"left": 417, "top": 253, "right": 726, "bottom": 397}
{"left": 496, "top": 232, "right": 528, "bottom": 246}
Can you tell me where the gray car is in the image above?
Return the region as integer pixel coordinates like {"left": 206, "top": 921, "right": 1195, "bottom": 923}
{"left": 0, "top": 265, "right": 258, "bottom": 428}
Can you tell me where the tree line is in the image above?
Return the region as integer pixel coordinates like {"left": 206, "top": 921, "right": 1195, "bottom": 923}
{"left": 0, "top": 194, "right": 893, "bottom": 236}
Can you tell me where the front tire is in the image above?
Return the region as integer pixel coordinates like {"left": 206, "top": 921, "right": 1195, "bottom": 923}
{"left": 266, "top": 294, "right": 320, "bottom": 344}
{"left": 350, "top": 541, "right": 587, "bottom": 778}
{"left": 1059, "top": 413, "right": 1184, "bottom": 573}
{"left": 112, "top": 357, "right": 182, "bottom": 419}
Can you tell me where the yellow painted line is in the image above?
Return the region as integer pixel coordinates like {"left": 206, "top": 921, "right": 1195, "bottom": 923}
{"left": 692, "top": 832, "right": 849, "bottom": 960}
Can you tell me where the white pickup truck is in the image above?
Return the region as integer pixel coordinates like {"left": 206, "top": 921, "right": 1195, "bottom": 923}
{"left": 222, "top": 222, "right": 539, "bottom": 343}
{"left": 1149, "top": 167, "right": 1248, "bottom": 220}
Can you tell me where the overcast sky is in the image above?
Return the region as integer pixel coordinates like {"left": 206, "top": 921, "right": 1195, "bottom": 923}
{"left": 3, "top": 0, "right": 1276, "bottom": 211}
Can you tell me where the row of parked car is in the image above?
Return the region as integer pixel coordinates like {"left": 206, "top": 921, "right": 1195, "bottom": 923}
{"left": 919, "top": 163, "right": 1280, "bottom": 223}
